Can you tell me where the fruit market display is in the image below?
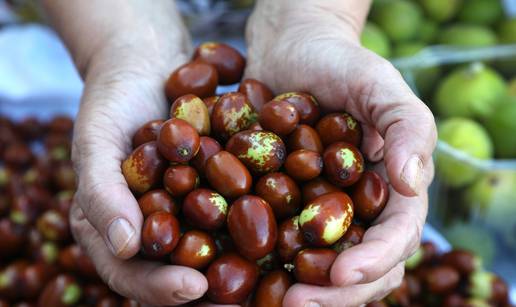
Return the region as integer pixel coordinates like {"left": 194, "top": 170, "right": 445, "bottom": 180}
{"left": 362, "top": 0, "right": 515, "bottom": 59}
{"left": 0, "top": 116, "right": 141, "bottom": 306}
{"left": 120, "top": 41, "right": 391, "bottom": 305}
{"left": 367, "top": 241, "right": 512, "bottom": 307}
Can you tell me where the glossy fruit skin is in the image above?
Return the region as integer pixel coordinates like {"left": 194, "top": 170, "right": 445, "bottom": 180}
{"left": 21, "top": 263, "right": 57, "bottom": 299}
{"left": 351, "top": 170, "right": 389, "bottom": 223}
{"left": 211, "top": 92, "right": 257, "bottom": 141}
{"left": 273, "top": 92, "right": 320, "bottom": 125}
{"left": 165, "top": 61, "right": 218, "bottom": 101}
{"left": 315, "top": 113, "right": 362, "bottom": 147}
{"left": 58, "top": 245, "right": 98, "bottom": 279}
{"left": 96, "top": 296, "right": 120, "bottom": 307}
{"left": 284, "top": 150, "right": 323, "bottom": 181}
{"left": 293, "top": 248, "right": 337, "bottom": 286}
{"left": 122, "top": 141, "right": 167, "bottom": 194}
{"left": 299, "top": 192, "right": 354, "bottom": 246}
{"left": 323, "top": 142, "right": 364, "bottom": 187}
{"left": 138, "top": 189, "right": 178, "bottom": 217}
{"left": 276, "top": 216, "right": 306, "bottom": 262}
{"left": 441, "top": 250, "right": 479, "bottom": 276}
{"left": 163, "top": 165, "right": 199, "bottom": 197}
{"left": 226, "top": 130, "right": 286, "bottom": 174}
{"left": 256, "top": 251, "right": 281, "bottom": 273}
{"left": 203, "top": 96, "right": 219, "bottom": 117}
{"left": 227, "top": 195, "right": 277, "bottom": 260}
{"left": 170, "top": 230, "right": 217, "bottom": 269}
{"left": 170, "top": 94, "right": 211, "bottom": 136}
{"left": 0, "top": 218, "right": 26, "bottom": 258}
{"left": 259, "top": 100, "right": 299, "bottom": 136}
{"left": 206, "top": 253, "right": 259, "bottom": 304}
{"left": 38, "top": 274, "right": 82, "bottom": 307}
{"left": 36, "top": 210, "right": 69, "bottom": 242}
{"left": 82, "top": 283, "right": 110, "bottom": 305}
{"left": 248, "top": 122, "right": 263, "bottom": 131}
{"left": 442, "top": 293, "right": 465, "bottom": 307}
{"left": 254, "top": 270, "right": 291, "bottom": 307}
{"left": 288, "top": 124, "right": 323, "bottom": 154}
{"left": 205, "top": 151, "right": 252, "bottom": 198}
{"left": 183, "top": 189, "right": 228, "bottom": 230}
{"left": 255, "top": 173, "right": 301, "bottom": 219}
{"left": 191, "top": 136, "right": 222, "bottom": 176}
{"left": 424, "top": 266, "right": 460, "bottom": 294}
{"left": 193, "top": 42, "right": 245, "bottom": 85}
{"left": 238, "top": 79, "right": 274, "bottom": 112}
{"left": 157, "top": 118, "right": 200, "bottom": 163}
{"left": 122, "top": 299, "right": 141, "bottom": 307}
{"left": 301, "top": 177, "right": 340, "bottom": 204}
{"left": 0, "top": 261, "right": 28, "bottom": 300}
{"left": 141, "top": 212, "right": 180, "bottom": 259}
{"left": 132, "top": 120, "right": 164, "bottom": 149}
{"left": 332, "top": 224, "right": 365, "bottom": 252}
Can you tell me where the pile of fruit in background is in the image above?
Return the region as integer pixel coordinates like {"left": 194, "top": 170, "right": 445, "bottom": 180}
{"left": 362, "top": 0, "right": 516, "bottom": 59}
{"left": 368, "top": 241, "right": 511, "bottom": 307}
{"left": 0, "top": 116, "right": 141, "bottom": 306}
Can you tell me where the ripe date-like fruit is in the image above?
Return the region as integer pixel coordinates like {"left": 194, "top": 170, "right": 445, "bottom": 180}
{"left": 226, "top": 130, "right": 286, "bottom": 174}
{"left": 205, "top": 151, "right": 252, "bottom": 198}
{"left": 165, "top": 61, "right": 218, "bottom": 101}
{"left": 238, "top": 79, "right": 274, "bottom": 112}
{"left": 206, "top": 253, "right": 259, "bottom": 304}
{"left": 203, "top": 96, "right": 219, "bottom": 116}
{"left": 170, "top": 230, "right": 217, "bottom": 269}
{"left": 299, "top": 192, "right": 354, "bottom": 246}
{"left": 425, "top": 266, "right": 460, "bottom": 294}
{"left": 323, "top": 142, "right": 364, "bottom": 187}
{"left": 255, "top": 172, "right": 301, "bottom": 219}
{"left": 301, "top": 177, "right": 341, "bottom": 204}
{"left": 38, "top": 274, "right": 82, "bottom": 307}
{"left": 316, "top": 113, "right": 362, "bottom": 147}
{"left": 288, "top": 124, "right": 323, "bottom": 153}
{"left": 284, "top": 149, "right": 323, "bottom": 181}
{"left": 132, "top": 120, "right": 164, "bottom": 149}
{"left": 259, "top": 100, "right": 299, "bottom": 136}
{"left": 211, "top": 92, "right": 257, "bottom": 141}
{"left": 138, "top": 189, "right": 178, "bottom": 217}
{"left": 163, "top": 165, "right": 199, "bottom": 197}
{"left": 351, "top": 170, "right": 389, "bottom": 223}
{"left": 36, "top": 210, "right": 69, "bottom": 242}
{"left": 141, "top": 212, "right": 180, "bottom": 259}
{"left": 273, "top": 92, "right": 320, "bottom": 125}
{"left": 122, "top": 141, "right": 166, "bottom": 194}
{"left": 254, "top": 270, "right": 291, "bottom": 307}
{"left": 157, "top": 118, "right": 200, "bottom": 163}
{"left": 191, "top": 136, "right": 222, "bottom": 175}
{"left": 193, "top": 42, "right": 245, "bottom": 85}
{"left": 170, "top": 94, "right": 211, "bottom": 136}
{"left": 227, "top": 195, "right": 277, "bottom": 260}
{"left": 183, "top": 188, "right": 228, "bottom": 230}
{"left": 293, "top": 248, "right": 337, "bottom": 286}
{"left": 332, "top": 224, "right": 365, "bottom": 252}
{"left": 276, "top": 216, "right": 306, "bottom": 263}
{"left": 441, "top": 250, "right": 481, "bottom": 276}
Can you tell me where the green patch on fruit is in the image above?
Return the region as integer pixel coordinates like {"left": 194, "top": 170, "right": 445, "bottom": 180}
{"left": 265, "top": 177, "right": 277, "bottom": 189}
{"left": 299, "top": 204, "right": 321, "bottom": 225}
{"left": 0, "top": 273, "right": 8, "bottom": 288}
{"left": 209, "top": 193, "right": 228, "bottom": 215}
{"left": 200, "top": 42, "right": 218, "bottom": 54}
{"left": 62, "top": 284, "right": 82, "bottom": 305}
{"left": 239, "top": 131, "right": 279, "bottom": 170}
{"left": 224, "top": 104, "right": 257, "bottom": 135}
{"left": 322, "top": 215, "right": 347, "bottom": 244}
{"left": 345, "top": 115, "right": 357, "bottom": 130}
{"left": 292, "top": 216, "right": 300, "bottom": 230}
{"left": 0, "top": 168, "right": 8, "bottom": 187}
{"left": 197, "top": 244, "right": 211, "bottom": 257}
{"left": 42, "top": 242, "right": 58, "bottom": 263}
{"left": 405, "top": 247, "right": 423, "bottom": 269}
{"left": 338, "top": 148, "right": 357, "bottom": 169}
{"left": 469, "top": 271, "right": 494, "bottom": 300}
{"left": 10, "top": 211, "right": 27, "bottom": 224}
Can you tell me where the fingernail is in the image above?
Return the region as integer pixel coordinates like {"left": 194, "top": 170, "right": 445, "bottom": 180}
{"left": 401, "top": 155, "right": 423, "bottom": 195}
{"left": 304, "top": 301, "right": 321, "bottom": 307}
{"left": 347, "top": 270, "right": 364, "bottom": 285}
{"left": 107, "top": 218, "right": 135, "bottom": 256}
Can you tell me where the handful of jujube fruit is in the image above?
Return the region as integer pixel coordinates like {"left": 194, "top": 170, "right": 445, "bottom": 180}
{"left": 122, "top": 42, "right": 390, "bottom": 305}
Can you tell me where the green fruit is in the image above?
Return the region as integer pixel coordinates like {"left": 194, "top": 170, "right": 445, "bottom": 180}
{"left": 485, "top": 99, "right": 516, "bottom": 158}
{"left": 417, "top": 19, "right": 439, "bottom": 43}
{"left": 444, "top": 222, "right": 495, "bottom": 265}
{"left": 392, "top": 42, "right": 425, "bottom": 58}
{"left": 372, "top": 0, "right": 423, "bottom": 42}
{"left": 436, "top": 118, "right": 493, "bottom": 187}
{"left": 469, "top": 271, "right": 497, "bottom": 302}
{"left": 439, "top": 24, "right": 498, "bottom": 47}
{"left": 435, "top": 63, "right": 507, "bottom": 119}
{"left": 497, "top": 18, "right": 516, "bottom": 44}
{"left": 361, "top": 22, "right": 391, "bottom": 58}
{"left": 458, "top": 0, "right": 503, "bottom": 25}
{"left": 508, "top": 78, "right": 516, "bottom": 96}
{"left": 419, "top": 0, "right": 463, "bottom": 22}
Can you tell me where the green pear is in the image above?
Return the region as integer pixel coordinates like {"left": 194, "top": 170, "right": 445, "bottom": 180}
{"left": 438, "top": 24, "right": 498, "bottom": 47}
{"left": 371, "top": 0, "right": 423, "bottom": 42}
{"left": 436, "top": 117, "right": 493, "bottom": 187}
{"left": 508, "top": 78, "right": 516, "bottom": 96}
{"left": 497, "top": 18, "right": 516, "bottom": 44}
{"left": 361, "top": 22, "right": 391, "bottom": 58}
{"left": 458, "top": 0, "right": 503, "bottom": 26}
{"left": 417, "top": 19, "right": 439, "bottom": 43}
{"left": 444, "top": 222, "right": 495, "bottom": 265}
{"left": 435, "top": 62, "right": 507, "bottom": 119}
{"left": 484, "top": 98, "right": 516, "bottom": 158}
{"left": 418, "top": 0, "right": 463, "bottom": 23}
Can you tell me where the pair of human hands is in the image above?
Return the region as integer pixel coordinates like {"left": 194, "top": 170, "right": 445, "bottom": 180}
{"left": 67, "top": 2, "right": 436, "bottom": 306}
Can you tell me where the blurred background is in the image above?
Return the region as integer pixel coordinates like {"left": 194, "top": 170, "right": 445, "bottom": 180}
{"left": 1, "top": 0, "right": 516, "bottom": 305}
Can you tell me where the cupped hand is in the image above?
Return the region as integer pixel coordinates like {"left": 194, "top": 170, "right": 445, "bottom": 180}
{"left": 70, "top": 42, "right": 208, "bottom": 305}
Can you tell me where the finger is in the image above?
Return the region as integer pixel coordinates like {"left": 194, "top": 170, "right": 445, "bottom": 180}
{"left": 330, "top": 182, "right": 428, "bottom": 287}
{"left": 284, "top": 263, "right": 405, "bottom": 307}
{"left": 70, "top": 201, "right": 208, "bottom": 306}
{"left": 360, "top": 124, "right": 384, "bottom": 162}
